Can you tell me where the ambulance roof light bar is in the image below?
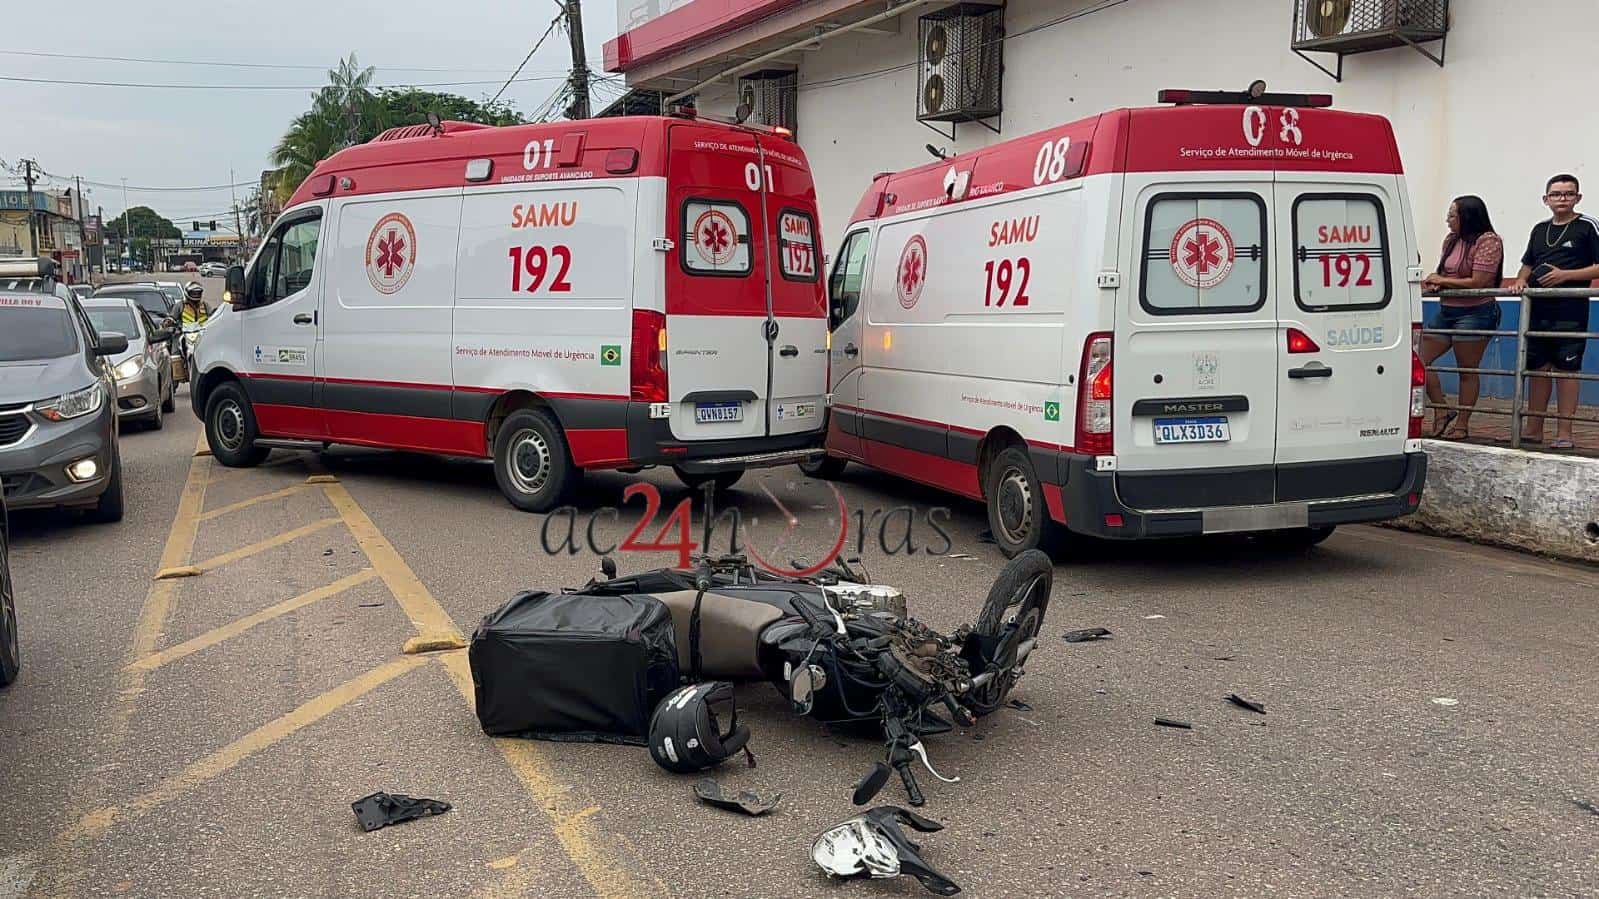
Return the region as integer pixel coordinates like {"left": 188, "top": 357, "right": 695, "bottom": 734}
{"left": 1158, "top": 82, "right": 1333, "bottom": 108}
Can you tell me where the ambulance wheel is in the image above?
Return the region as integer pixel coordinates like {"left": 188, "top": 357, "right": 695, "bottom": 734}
{"left": 494, "top": 408, "right": 580, "bottom": 513}
{"left": 984, "top": 446, "right": 1062, "bottom": 559}
{"left": 674, "top": 467, "right": 743, "bottom": 493}
{"left": 205, "top": 382, "right": 269, "bottom": 468}
{"left": 798, "top": 454, "right": 848, "bottom": 480}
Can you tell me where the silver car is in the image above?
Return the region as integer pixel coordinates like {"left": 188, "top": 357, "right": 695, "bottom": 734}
{"left": 81, "top": 296, "right": 175, "bottom": 430}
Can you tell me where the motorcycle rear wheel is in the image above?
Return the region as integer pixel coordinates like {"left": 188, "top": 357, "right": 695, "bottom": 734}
{"left": 965, "top": 550, "right": 1052, "bottom": 716}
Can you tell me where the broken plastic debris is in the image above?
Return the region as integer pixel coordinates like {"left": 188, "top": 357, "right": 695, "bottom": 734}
{"left": 1430, "top": 697, "right": 1459, "bottom": 707}
{"left": 1005, "top": 698, "right": 1033, "bottom": 711}
{"left": 1142, "top": 614, "right": 1166, "bottom": 620}
{"left": 1153, "top": 717, "right": 1192, "bottom": 730}
{"left": 1571, "top": 798, "right": 1599, "bottom": 817}
{"left": 351, "top": 791, "right": 450, "bottom": 832}
{"left": 812, "top": 807, "right": 960, "bottom": 895}
{"left": 1225, "top": 693, "right": 1265, "bottom": 715}
{"left": 693, "top": 779, "right": 780, "bottom": 817}
{"left": 153, "top": 565, "right": 202, "bottom": 580}
{"left": 1062, "top": 627, "right": 1112, "bottom": 643}
{"left": 853, "top": 762, "right": 892, "bottom": 806}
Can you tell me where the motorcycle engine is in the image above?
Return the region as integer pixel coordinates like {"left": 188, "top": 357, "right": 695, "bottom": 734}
{"left": 882, "top": 618, "right": 972, "bottom": 697}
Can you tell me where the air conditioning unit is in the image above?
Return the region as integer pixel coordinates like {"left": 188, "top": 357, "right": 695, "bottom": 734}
{"left": 735, "top": 70, "right": 798, "bottom": 135}
{"left": 1292, "top": 0, "right": 1448, "bottom": 80}
{"left": 916, "top": 3, "right": 1003, "bottom": 134}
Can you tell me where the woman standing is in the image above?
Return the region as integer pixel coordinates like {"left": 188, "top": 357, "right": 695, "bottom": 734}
{"left": 1420, "top": 196, "right": 1505, "bottom": 438}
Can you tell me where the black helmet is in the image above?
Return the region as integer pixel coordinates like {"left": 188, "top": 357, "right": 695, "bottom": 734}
{"left": 648, "top": 681, "right": 750, "bottom": 774}
{"left": 184, "top": 281, "right": 204, "bottom": 299}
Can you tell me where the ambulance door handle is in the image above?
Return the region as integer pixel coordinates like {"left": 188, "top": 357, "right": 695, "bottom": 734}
{"left": 292, "top": 313, "right": 314, "bottom": 325}
{"left": 844, "top": 343, "right": 859, "bottom": 358}
{"left": 779, "top": 344, "right": 798, "bottom": 357}
{"left": 1287, "top": 364, "right": 1332, "bottom": 380}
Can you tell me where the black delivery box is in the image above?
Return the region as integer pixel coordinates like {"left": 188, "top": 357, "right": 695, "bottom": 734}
{"left": 469, "top": 590, "right": 680, "bottom": 744}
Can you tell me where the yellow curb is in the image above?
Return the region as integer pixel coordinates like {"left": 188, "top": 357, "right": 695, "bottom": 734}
{"left": 402, "top": 633, "right": 467, "bottom": 655}
{"left": 305, "top": 474, "right": 338, "bottom": 484}
{"left": 193, "top": 448, "right": 212, "bottom": 457}
{"left": 153, "top": 565, "right": 202, "bottom": 580}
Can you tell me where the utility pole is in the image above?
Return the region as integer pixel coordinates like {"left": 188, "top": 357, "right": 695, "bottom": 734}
{"left": 70, "top": 176, "right": 89, "bottom": 283}
{"left": 230, "top": 166, "right": 243, "bottom": 263}
{"left": 563, "top": 0, "right": 591, "bottom": 120}
{"left": 120, "top": 177, "right": 133, "bottom": 269}
{"left": 21, "top": 159, "right": 38, "bottom": 256}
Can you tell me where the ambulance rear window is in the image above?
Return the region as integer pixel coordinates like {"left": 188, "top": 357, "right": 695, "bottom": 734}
{"left": 1141, "top": 193, "right": 1267, "bottom": 315}
{"left": 777, "top": 209, "right": 819, "bottom": 282}
{"left": 682, "top": 199, "right": 752, "bottom": 277}
{"left": 1292, "top": 194, "right": 1391, "bottom": 311}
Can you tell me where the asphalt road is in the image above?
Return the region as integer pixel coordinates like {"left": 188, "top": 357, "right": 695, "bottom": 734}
{"left": 2, "top": 398, "right": 1596, "bottom": 898}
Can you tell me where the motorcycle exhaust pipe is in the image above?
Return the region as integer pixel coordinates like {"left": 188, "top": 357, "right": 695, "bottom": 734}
{"left": 1013, "top": 637, "right": 1038, "bottom": 665}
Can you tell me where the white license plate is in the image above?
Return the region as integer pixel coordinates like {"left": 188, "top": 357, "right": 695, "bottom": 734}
{"left": 1154, "top": 416, "right": 1230, "bottom": 444}
{"left": 695, "top": 401, "right": 743, "bottom": 423}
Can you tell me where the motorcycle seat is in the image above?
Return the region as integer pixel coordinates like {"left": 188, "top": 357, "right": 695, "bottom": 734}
{"left": 654, "top": 589, "right": 783, "bottom": 681}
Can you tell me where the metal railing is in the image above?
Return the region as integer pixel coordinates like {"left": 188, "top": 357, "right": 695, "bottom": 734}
{"left": 1422, "top": 288, "right": 1599, "bottom": 449}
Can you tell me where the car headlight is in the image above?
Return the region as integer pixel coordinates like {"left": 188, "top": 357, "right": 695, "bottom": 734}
{"left": 114, "top": 357, "right": 144, "bottom": 380}
{"left": 36, "top": 384, "right": 104, "bottom": 421}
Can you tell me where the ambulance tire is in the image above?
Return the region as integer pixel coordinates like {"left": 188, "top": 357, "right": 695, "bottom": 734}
{"left": 205, "top": 382, "right": 270, "bottom": 468}
{"left": 494, "top": 408, "right": 580, "bottom": 513}
{"left": 798, "top": 454, "right": 848, "bottom": 480}
{"left": 984, "top": 446, "right": 1066, "bottom": 559}
{"left": 674, "top": 467, "right": 743, "bottom": 493}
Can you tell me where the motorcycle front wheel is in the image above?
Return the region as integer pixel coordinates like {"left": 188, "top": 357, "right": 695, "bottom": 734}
{"left": 964, "top": 549, "right": 1052, "bottom": 717}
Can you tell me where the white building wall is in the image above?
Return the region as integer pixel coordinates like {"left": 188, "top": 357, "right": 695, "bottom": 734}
{"left": 692, "top": 0, "right": 1598, "bottom": 263}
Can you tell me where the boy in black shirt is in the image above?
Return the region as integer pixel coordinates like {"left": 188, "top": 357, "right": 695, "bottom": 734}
{"left": 1508, "top": 174, "right": 1599, "bottom": 447}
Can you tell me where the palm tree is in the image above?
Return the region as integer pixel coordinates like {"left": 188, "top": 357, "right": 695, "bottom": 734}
{"left": 269, "top": 54, "right": 380, "bottom": 204}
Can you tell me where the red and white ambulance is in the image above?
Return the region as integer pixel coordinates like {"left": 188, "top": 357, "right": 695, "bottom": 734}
{"left": 807, "top": 88, "right": 1428, "bottom": 556}
{"left": 193, "top": 114, "right": 828, "bottom": 510}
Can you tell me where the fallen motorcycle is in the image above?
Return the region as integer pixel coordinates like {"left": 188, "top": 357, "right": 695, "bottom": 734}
{"left": 575, "top": 548, "right": 1053, "bottom": 806}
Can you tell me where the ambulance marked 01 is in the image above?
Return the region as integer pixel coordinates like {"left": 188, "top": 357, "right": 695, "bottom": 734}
{"left": 896, "top": 235, "right": 928, "bottom": 309}
{"left": 365, "top": 212, "right": 416, "bottom": 295}
{"left": 1169, "top": 218, "right": 1235, "bottom": 290}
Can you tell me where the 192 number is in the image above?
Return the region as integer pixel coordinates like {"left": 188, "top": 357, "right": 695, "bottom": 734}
{"left": 1319, "top": 253, "right": 1372, "bottom": 288}
{"left": 983, "top": 257, "right": 1032, "bottom": 306}
{"left": 508, "top": 244, "right": 573, "bottom": 293}
{"left": 784, "top": 243, "right": 814, "bottom": 277}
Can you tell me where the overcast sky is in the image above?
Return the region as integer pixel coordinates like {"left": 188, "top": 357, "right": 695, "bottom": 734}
{"left": 2, "top": 0, "right": 621, "bottom": 226}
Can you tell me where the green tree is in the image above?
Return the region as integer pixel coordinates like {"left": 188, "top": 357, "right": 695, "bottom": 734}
{"left": 105, "top": 206, "right": 179, "bottom": 241}
{"left": 268, "top": 55, "right": 525, "bottom": 205}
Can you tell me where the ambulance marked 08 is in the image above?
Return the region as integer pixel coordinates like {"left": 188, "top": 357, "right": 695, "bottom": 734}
{"left": 365, "top": 212, "right": 416, "bottom": 295}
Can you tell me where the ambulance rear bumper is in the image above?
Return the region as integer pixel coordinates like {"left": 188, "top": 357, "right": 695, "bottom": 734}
{"left": 623, "top": 404, "right": 824, "bottom": 471}
{"left": 1057, "top": 452, "right": 1428, "bottom": 539}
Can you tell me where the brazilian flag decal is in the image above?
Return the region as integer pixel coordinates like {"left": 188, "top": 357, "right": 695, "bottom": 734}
{"left": 600, "top": 345, "right": 622, "bottom": 366}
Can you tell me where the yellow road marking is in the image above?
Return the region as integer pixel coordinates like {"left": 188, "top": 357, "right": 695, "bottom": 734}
{"left": 320, "top": 479, "right": 657, "bottom": 897}
{"left": 128, "top": 569, "right": 378, "bottom": 673}
{"left": 196, "top": 483, "right": 314, "bottom": 522}
{"left": 188, "top": 517, "right": 339, "bottom": 572}
{"left": 72, "top": 654, "right": 428, "bottom": 840}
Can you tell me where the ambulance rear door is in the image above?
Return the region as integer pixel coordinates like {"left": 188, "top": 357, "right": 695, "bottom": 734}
{"left": 1272, "top": 176, "right": 1412, "bottom": 492}
{"left": 663, "top": 124, "right": 772, "bottom": 440}
{"left": 1116, "top": 175, "right": 1281, "bottom": 510}
{"left": 758, "top": 142, "right": 828, "bottom": 438}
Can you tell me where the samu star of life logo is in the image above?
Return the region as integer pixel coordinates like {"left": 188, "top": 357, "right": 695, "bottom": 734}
{"left": 895, "top": 235, "right": 928, "bottom": 309}
{"left": 691, "top": 209, "right": 739, "bottom": 267}
{"left": 365, "top": 212, "right": 417, "bottom": 295}
{"left": 1169, "top": 217, "right": 1236, "bottom": 290}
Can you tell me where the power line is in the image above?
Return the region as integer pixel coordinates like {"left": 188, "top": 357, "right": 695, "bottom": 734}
{"left": 0, "top": 72, "right": 569, "bottom": 91}
{"left": 492, "top": 11, "right": 568, "bottom": 104}
{"left": 0, "top": 47, "right": 560, "bottom": 74}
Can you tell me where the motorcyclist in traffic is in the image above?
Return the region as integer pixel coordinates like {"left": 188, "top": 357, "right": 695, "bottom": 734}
{"left": 179, "top": 281, "right": 208, "bottom": 379}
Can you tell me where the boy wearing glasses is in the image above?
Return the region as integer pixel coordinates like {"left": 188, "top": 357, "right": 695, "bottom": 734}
{"left": 1508, "top": 174, "right": 1599, "bottom": 447}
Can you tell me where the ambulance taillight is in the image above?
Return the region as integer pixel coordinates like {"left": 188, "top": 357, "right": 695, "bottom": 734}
{"left": 1077, "top": 333, "right": 1114, "bottom": 456}
{"left": 631, "top": 310, "right": 669, "bottom": 403}
{"left": 1409, "top": 324, "right": 1426, "bottom": 438}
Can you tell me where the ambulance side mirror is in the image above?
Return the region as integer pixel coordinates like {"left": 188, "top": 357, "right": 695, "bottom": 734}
{"left": 224, "top": 265, "right": 247, "bottom": 307}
